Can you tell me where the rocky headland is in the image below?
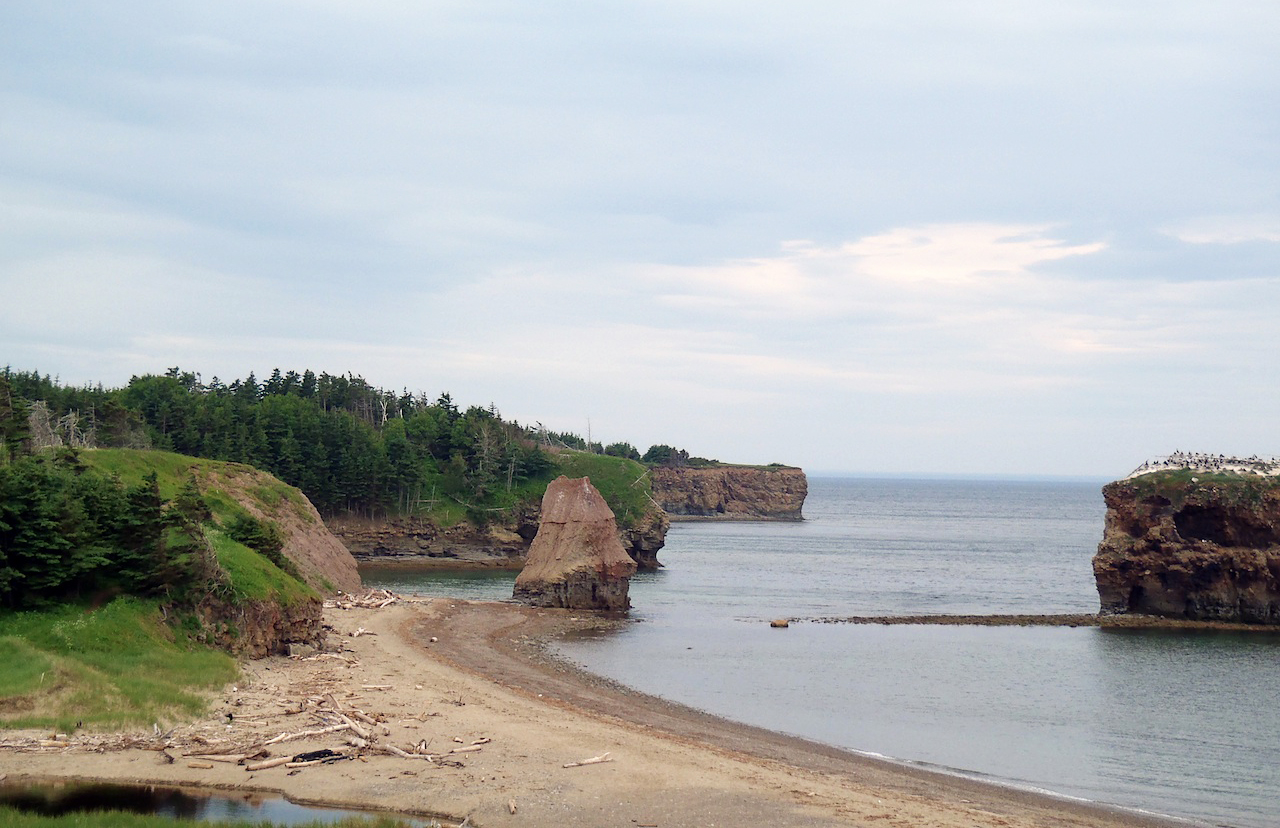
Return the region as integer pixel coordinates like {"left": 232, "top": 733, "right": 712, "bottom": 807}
{"left": 1093, "top": 461, "right": 1280, "bottom": 624}
{"left": 202, "top": 462, "right": 363, "bottom": 595}
{"left": 332, "top": 462, "right": 809, "bottom": 571}
{"left": 650, "top": 464, "right": 808, "bottom": 520}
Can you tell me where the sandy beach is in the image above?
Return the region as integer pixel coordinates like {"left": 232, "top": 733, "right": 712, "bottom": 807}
{"left": 1, "top": 599, "right": 1190, "bottom": 828}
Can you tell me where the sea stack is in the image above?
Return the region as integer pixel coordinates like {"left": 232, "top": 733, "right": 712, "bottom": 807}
{"left": 513, "top": 475, "right": 638, "bottom": 610}
{"left": 1093, "top": 457, "right": 1280, "bottom": 624}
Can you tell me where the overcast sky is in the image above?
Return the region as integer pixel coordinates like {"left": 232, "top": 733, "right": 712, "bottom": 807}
{"left": 3, "top": 2, "right": 1278, "bottom": 477}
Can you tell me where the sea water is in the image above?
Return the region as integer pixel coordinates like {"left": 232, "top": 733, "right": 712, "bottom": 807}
{"left": 362, "top": 477, "right": 1280, "bottom": 828}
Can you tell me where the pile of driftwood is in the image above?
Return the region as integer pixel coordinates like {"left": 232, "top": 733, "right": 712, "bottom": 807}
{"left": 170, "top": 692, "right": 485, "bottom": 772}
{"left": 0, "top": 732, "right": 172, "bottom": 753}
{"left": 323, "top": 589, "right": 399, "bottom": 610}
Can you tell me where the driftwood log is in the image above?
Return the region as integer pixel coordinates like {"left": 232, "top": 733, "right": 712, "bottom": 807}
{"left": 563, "top": 752, "right": 613, "bottom": 768}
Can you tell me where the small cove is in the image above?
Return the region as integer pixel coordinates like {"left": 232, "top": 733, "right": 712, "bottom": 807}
{"left": 361, "top": 476, "right": 1280, "bottom": 828}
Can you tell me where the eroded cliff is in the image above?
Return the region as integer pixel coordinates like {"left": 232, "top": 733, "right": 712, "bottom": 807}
{"left": 329, "top": 500, "right": 668, "bottom": 570}
{"left": 201, "top": 462, "right": 363, "bottom": 595}
{"left": 196, "top": 596, "right": 325, "bottom": 658}
{"left": 192, "top": 462, "right": 359, "bottom": 654}
{"left": 650, "top": 465, "right": 808, "bottom": 520}
{"left": 1093, "top": 471, "right": 1280, "bottom": 623}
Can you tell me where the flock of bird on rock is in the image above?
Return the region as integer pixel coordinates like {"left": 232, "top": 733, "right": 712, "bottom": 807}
{"left": 1127, "top": 450, "right": 1280, "bottom": 479}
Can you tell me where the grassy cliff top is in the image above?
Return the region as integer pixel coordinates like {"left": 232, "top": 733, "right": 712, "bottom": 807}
{"left": 554, "top": 451, "right": 655, "bottom": 527}
{"left": 80, "top": 449, "right": 318, "bottom": 604}
{"left": 82, "top": 448, "right": 313, "bottom": 526}
{"left": 1110, "top": 468, "right": 1280, "bottom": 511}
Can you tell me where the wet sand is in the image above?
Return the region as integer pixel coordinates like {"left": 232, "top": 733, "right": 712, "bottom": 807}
{"left": 1, "top": 599, "right": 1197, "bottom": 828}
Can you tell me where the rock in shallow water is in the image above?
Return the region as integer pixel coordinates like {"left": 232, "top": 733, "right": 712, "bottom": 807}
{"left": 513, "top": 476, "right": 638, "bottom": 610}
{"left": 1093, "top": 471, "right": 1280, "bottom": 623}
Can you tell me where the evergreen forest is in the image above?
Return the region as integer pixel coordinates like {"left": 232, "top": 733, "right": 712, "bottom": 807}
{"left": 1, "top": 365, "right": 712, "bottom": 514}
{"left": 3, "top": 366, "right": 578, "bottom": 519}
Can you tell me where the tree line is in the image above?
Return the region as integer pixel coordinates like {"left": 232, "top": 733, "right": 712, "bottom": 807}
{"left": 1, "top": 366, "right": 708, "bottom": 522}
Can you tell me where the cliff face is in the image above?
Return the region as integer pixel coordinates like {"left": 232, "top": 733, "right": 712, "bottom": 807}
{"left": 197, "top": 596, "right": 325, "bottom": 658}
{"left": 1093, "top": 472, "right": 1280, "bottom": 624}
{"left": 327, "top": 514, "right": 534, "bottom": 567}
{"left": 191, "top": 463, "right": 355, "bottom": 654}
{"left": 650, "top": 465, "right": 807, "bottom": 520}
{"left": 329, "top": 500, "right": 668, "bottom": 570}
{"left": 619, "top": 506, "right": 670, "bottom": 569}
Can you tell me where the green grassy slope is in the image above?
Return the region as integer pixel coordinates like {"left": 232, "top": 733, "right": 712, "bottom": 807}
{"left": 0, "top": 598, "right": 237, "bottom": 731}
{"left": 0, "top": 449, "right": 329, "bottom": 730}
{"left": 554, "top": 451, "right": 655, "bottom": 528}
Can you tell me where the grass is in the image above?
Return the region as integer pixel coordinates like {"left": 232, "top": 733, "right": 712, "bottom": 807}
{"left": 80, "top": 448, "right": 319, "bottom": 605}
{"left": 0, "top": 638, "right": 54, "bottom": 697}
{"left": 1122, "top": 468, "right": 1280, "bottom": 508}
{"left": 79, "top": 448, "right": 210, "bottom": 498}
{"left": 210, "top": 530, "right": 316, "bottom": 607}
{"left": 0, "top": 810, "right": 432, "bottom": 828}
{"left": 248, "top": 480, "right": 314, "bottom": 524}
{"left": 554, "top": 451, "right": 655, "bottom": 528}
{"left": 82, "top": 448, "right": 313, "bottom": 524}
{"left": 0, "top": 598, "right": 237, "bottom": 732}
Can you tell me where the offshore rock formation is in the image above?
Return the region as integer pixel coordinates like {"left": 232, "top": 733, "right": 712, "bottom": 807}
{"left": 650, "top": 465, "right": 807, "bottom": 520}
{"left": 513, "top": 476, "right": 637, "bottom": 610}
{"left": 618, "top": 505, "right": 670, "bottom": 569}
{"left": 1093, "top": 470, "right": 1280, "bottom": 624}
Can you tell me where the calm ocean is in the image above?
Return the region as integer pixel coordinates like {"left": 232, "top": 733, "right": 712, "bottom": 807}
{"left": 362, "top": 477, "right": 1280, "bottom": 828}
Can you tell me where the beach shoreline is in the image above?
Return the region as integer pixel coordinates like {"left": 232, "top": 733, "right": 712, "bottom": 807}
{"left": 1, "top": 599, "right": 1199, "bottom": 828}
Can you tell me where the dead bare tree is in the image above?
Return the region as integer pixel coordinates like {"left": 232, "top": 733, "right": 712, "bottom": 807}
{"left": 26, "top": 401, "right": 61, "bottom": 450}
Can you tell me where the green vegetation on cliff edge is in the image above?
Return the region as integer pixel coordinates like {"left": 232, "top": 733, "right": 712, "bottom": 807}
{"left": 0, "top": 450, "right": 323, "bottom": 730}
{"left": 555, "top": 451, "right": 653, "bottom": 527}
{"left": 1119, "top": 469, "right": 1280, "bottom": 509}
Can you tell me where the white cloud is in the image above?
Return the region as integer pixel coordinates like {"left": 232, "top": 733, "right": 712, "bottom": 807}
{"left": 5, "top": 3, "right": 1280, "bottom": 474}
{"left": 837, "top": 223, "right": 1106, "bottom": 285}
{"left": 642, "top": 222, "right": 1108, "bottom": 324}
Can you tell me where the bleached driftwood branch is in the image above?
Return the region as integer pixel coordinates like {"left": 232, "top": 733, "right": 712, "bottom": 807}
{"left": 563, "top": 752, "right": 613, "bottom": 768}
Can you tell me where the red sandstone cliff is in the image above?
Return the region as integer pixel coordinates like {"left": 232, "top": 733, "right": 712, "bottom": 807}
{"left": 1093, "top": 471, "right": 1280, "bottom": 624}
{"left": 650, "top": 465, "right": 807, "bottom": 520}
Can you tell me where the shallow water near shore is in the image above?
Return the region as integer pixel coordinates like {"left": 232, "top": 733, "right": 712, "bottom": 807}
{"left": 363, "top": 477, "right": 1280, "bottom": 828}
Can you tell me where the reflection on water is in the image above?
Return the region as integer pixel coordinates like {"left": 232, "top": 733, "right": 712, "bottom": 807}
{"left": 360, "top": 564, "right": 666, "bottom": 602}
{"left": 359, "top": 565, "right": 517, "bottom": 601}
{"left": 0, "top": 781, "right": 439, "bottom": 825}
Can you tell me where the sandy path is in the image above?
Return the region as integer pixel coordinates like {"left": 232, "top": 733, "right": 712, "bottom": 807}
{"left": 1, "top": 599, "right": 1189, "bottom": 828}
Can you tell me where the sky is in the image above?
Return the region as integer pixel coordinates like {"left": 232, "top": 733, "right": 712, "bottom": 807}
{"left": 2, "top": 2, "right": 1278, "bottom": 478}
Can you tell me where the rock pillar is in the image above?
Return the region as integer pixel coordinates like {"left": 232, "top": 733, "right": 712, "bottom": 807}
{"left": 513, "top": 476, "right": 638, "bottom": 610}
